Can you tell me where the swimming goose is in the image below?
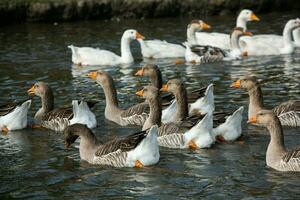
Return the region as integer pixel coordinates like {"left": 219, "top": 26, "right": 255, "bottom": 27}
{"left": 248, "top": 110, "right": 300, "bottom": 172}
{"left": 0, "top": 100, "right": 32, "bottom": 133}
{"left": 88, "top": 70, "right": 149, "bottom": 126}
{"left": 68, "top": 29, "right": 145, "bottom": 66}
{"left": 212, "top": 106, "right": 244, "bottom": 142}
{"left": 230, "top": 78, "right": 300, "bottom": 127}
{"left": 195, "top": 9, "right": 259, "bottom": 49}
{"left": 242, "top": 19, "right": 300, "bottom": 55}
{"left": 134, "top": 64, "right": 207, "bottom": 103}
{"left": 138, "top": 20, "right": 210, "bottom": 59}
{"left": 64, "top": 123, "right": 159, "bottom": 168}
{"left": 184, "top": 27, "right": 251, "bottom": 64}
{"left": 136, "top": 86, "right": 215, "bottom": 149}
{"left": 27, "top": 82, "right": 97, "bottom": 132}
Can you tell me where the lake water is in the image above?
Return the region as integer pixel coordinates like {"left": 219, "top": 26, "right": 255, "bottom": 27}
{"left": 0, "top": 12, "right": 300, "bottom": 199}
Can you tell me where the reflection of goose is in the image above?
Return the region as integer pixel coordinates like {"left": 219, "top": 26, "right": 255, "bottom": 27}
{"left": 196, "top": 9, "right": 259, "bottom": 49}
{"left": 136, "top": 86, "right": 215, "bottom": 149}
{"left": 88, "top": 71, "right": 149, "bottom": 126}
{"left": 230, "top": 78, "right": 300, "bottom": 127}
{"left": 184, "top": 27, "right": 251, "bottom": 64}
{"left": 242, "top": 19, "right": 300, "bottom": 55}
{"left": 138, "top": 20, "right": 210, "bottom": 58}
{"left": 248, "top": 110, "right": 300, "bottom": 172}
{"left": 64, "top": 124, "right": 159, "bottom": 168}
{"left": 27, "top": 82, "right": 96, "bottom": 132}
{"left": 0, "top": 100, "right": 31, "bottom": 133}
{"left": 68, "top": 29, "right": 145, "bottom": 66}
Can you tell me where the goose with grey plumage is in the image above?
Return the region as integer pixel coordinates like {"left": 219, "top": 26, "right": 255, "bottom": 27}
{"left": 64, "top": 123, "right": 159, "bottom": 168}
{"left": 248, "top": 110, "right": 300, "bottom": 172}
{"left": 230, "top": 77, "right": 300, "bottom": 127}
{"left": 27, "top": 82, "right": 97, "bottom": 132}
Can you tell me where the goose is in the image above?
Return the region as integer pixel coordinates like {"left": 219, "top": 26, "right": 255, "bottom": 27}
{"left": 241, "top": 19, "right": 300, "bottom": 55}
{"left": 195, "top": 9, "right": 259, "bottom": 49}
{"left": 68, "top": 29, "right": 145, "bottom": 66}
{"left": 212, "top": 106, "right": 244, "bottom": 142}
{"left": 134, "top": 64, "right": 207, "bottom": 103}
{"left": 0, "top": 100, "right": 32, "bottom": 133}
{"left": 248, "top": 110, "right": 300, "bottom": 172}
{"left": 27, "top": 82, "right": 97, "bottom": 132}
{"left": 136, "top": 86, "right": 215, "bottom": 149}
{"left": 230, "top": 78, "right": 300, "bottom": 127}
{"left": 88, "top": 70, "right": 149, "bottom": 126}
{"left": 64, "top": 123, "right": 159, "bottom": 168}
{"left": 184, "top": 27, "right": 251, "bottom": 64}
{"left": 138, "top": 20, "right": 210, "bottom": 59}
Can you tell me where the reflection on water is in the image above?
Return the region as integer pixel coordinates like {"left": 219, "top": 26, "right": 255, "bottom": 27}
{"left": 0, "top": 12, "right": 300, "bottom": 199}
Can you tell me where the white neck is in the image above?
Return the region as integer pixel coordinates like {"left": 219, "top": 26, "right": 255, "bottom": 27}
{"left": 230, "top": 34, "right": 241, "bottom": 51}
{"left": 292, "top": 28, "right": 300, "bottom": 45}
{"left": 282, "top": 25, "right": 294, "bottom": 47}
{"left": 236, "top": 17, "right": 247, "bottom": 31}
{"left": 120, "top": 36, "right": 134, "bottom": 63}
{"left": 187, "top": 26, "right": 198, "bottom": 45}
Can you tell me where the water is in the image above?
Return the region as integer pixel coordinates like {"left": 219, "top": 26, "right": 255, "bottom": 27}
{"left": 1, "top": 12, "right": 300, "bottom": 199}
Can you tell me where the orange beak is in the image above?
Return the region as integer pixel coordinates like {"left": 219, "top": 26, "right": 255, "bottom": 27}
{"left": 136, "top": 32, "right": 145, "bottom": 40}
{"left": 88, "top": 71, "right": 97, "bottom": 80}
{"left": 135, "top": 68, "right": 144, "bottom": 76}
{"left": 244, "top": 31, "right": 253, "bottom": 36}
{"left": 160, "top": 84, "right": 168, "bottom": 92}
{"left": 136, "top": 89, "right": 144, "bottom": 97}
{"left": 230, "top": 79, "right": 241, "bottom": 88}
{"left": 250, "top": 13, "right": 260, "bottom": 21}
{"left": 247, "top": 116, "right": 257, "bottom": 124}
{"left": 201, "top": 22, "right": 211, "bottom": 30}
{"left": 27, "top": 85, "right": 35, "bottom": 95}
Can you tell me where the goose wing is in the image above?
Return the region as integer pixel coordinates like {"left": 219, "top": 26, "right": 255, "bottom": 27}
{"left": 281, "top": 146, "right": 300, "bottom": 170}
{"left": 42, "top": 107, "right": 73, "bottom": 121}
{"left": 274, "top": 100, "right": 300, "bottom": 127}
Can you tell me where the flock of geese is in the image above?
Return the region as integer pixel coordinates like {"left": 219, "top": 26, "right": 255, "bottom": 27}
{"left": 1, "top": 9, "right": 300, "bottom": 172}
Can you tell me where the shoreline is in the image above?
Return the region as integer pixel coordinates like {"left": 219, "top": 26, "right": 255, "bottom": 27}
{"left": 1, "top": 0, "right": 300, "bottom": 24}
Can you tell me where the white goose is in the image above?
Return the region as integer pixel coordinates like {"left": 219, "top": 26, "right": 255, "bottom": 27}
{"left": 242, "top": 19, "right": 300, "bottom": 56}
{"left": 0, "top": 100, "right": 32, "bottom": 133}
{"left": 138, "top": 20, "right": 210, "bottom": 58}
{"left": 195, "top": 9, "right": 259, "bottom": 49}
{"left": 68, "top": 29, "right": 145, "bottom": 66}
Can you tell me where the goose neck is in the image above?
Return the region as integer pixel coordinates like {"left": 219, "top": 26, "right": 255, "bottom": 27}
{"left": 283, "top": 25, "right": 294, "bottom": 47}
{"left": 236, "top": 17, "right": 247, "bottom": 31}
{"left": 248, "top": 86, "right": 264, "bottom": 117}
{"left": 187, "top": 26, "right": 198, "bottom": 45}
{"left": 41, "top": 88, "right": 54, "bottom": 113}
{"left": 101, "top": 80, "right": 119, "bottom": 111}
{"left": 149, "top": 70, "right": 162, "bottom": 89}
{"left": 174, "top": 88, "right": 189, "bottom": 120}
{"left": 266, "top": 117, "right": 286, "bottom": 157}
{"left": 120, "top": 36, "right": 134, "bottom": 63}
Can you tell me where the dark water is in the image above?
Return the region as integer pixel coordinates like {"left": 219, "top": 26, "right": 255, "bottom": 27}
{"left": 1, "top": 12, "right": 300, "bottom": 199}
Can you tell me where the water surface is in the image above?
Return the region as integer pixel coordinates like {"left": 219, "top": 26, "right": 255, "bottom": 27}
{"left": 0, "top": 12, "right": 300, "bottom": 199}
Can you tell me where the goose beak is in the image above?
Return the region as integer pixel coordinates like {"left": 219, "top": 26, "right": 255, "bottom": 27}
{"left": 27, "top": 85, "right": 35, "bottom": 95}
{"left": 88, "top": 71, "right": 97, "bottom": 80}
{"left": 230, "top": 79, "right": 241, "bottom": 88}
{"left": 250, "top": 13, "right": 260, "bottom": 21}
{"left": 247, "top": 116, "right": 257, "bottom": 124}
{"left": 160, "top": 84, "right": 169, "bottom": 92}
{"left": 244, "top": 31, "right": 253, "bottom": 36}
{"left": 136, "top": 89, "right": 144, "bottom": 97}
{"left": 136, "top": 32, "right": 145, "bottom": 40}
{"left": 135, "top": 68, "right": 144, "bottom": 76}
{"left": 201, "top": 22, "right": 211, "bottom": 30}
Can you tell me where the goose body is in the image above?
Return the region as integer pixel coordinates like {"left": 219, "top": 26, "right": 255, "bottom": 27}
{"left": 231, "top": 78, "right": 300, "bottom": 127}
{"left": 68, "top": 29, "right": 144, "bottom": 66}
{"left": 28, "top": 82, "right": 96, "bottom": 132}
{"left": 0, "top": 100, "right": 31, "bottom": 132}
{"left": 138, "top": 20, "right": 210, "bottom": 59}
{"left": 64, "top": 124, "right": 159, "bottom": 168}
{"left": 88, "top": 71, "right": 149, "bottom": 126}
{"left": 248, "top": 110, "right": 300, "bottom": 171}
{"left": 212, "top": 106, "right": 244, "bottom": 141}
{"left": 242, "top": 19, "right": 300, "bottom": 56}
{"left": 195, "top": 9, "right": 259, "bottom": 49}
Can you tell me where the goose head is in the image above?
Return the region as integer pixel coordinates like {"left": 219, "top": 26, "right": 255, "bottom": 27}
{"left": 237, "top": 9, "right": 259, "bottom": 29}
{"left": 230, "top": 77, "right": 259, "bottom": 90}
{"left": 123, "top": 29, "right": 145, "bottom": 41}
{"left": 160, "top": 79, "right": 184, "bottom": 95}
{"left": 188, "top": 20, "right": 211, "bottom": 31}
{"left": 64, "top": 124, "right": 85, "bottom": 148}
{"left": 88, "top": 70, "right": 114, "bottom": 88}
{"left": 27, "top": 81, "right": 52, "bottom": 98}
{"left": 284, "top": 18, "right": 300, "bottom": 32}
{"left": 136, "top": 85, "right": 159, "bottom": 102}
{"left": 135, "top": 64, "right": 158, "bottom": 77}
{"left": 247, "top": 110, "right": 276, "bottom": 126}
